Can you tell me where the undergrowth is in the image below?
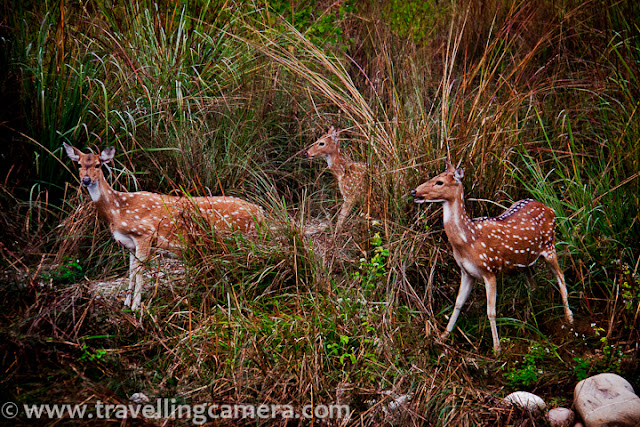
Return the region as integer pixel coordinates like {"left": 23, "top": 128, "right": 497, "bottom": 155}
{"left": 1, "top": 0, "right": 639, "bottom": 425}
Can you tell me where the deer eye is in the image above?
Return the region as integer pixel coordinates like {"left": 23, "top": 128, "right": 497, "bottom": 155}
{"left": 435, "top": 181, "right": 444, "bottom": 186}
{"left": 319, "top": 142, "right": 325, "bottom": 147}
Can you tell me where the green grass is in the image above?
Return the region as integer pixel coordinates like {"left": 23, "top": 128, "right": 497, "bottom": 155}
{"left": 1, "top": 0, "right": 639, "bottom": 425}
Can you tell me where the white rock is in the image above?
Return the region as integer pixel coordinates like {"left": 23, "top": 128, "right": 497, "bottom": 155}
{"left": 129, "top": 392, "right": 150, "bottom": 404}
{"left": 387, "top": 394, "right": 411, "bottom": 411}
{"left": 546, "top": 407, "right": 575, "bottom": 427}
{"left": 380, "top": 390, "right": 412, "bottom": 424}
{"left": 504, "top": 391, "right": 546, "bottom": 413}
{"left": 574, "top": 373, "right": 640, "bottom": 427}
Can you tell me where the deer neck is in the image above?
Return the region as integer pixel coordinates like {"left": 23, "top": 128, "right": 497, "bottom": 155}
{"left": 87, "top": 173, "right": 120, "bottom": 223}
{"left": 441, "top": 191, "right": 475, "bottom": 247}
{"left": 326, "top": 149, "right": 347, "bottom": 178}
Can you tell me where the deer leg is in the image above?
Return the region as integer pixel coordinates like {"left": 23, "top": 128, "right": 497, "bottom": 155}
{"left": 524, "top": 268, "right": 535, "bottom": 291}
{"left": 482, "top": 274, "right": 501, "bottom": 355}
{"left": 544, "top": 250, "right": 574, "bottom": 324}
{"left": 124, "top": 252, "right": 137, "bottom": 307}
{"left": 335, "top": 199, "right": 354, "bottom": 233}
{"left": 129, "top": 242, "right": 151, "bottom": 311}
{"left": 443, "top": 270, "right": 475, "bottom": 339}
{"left": 522, "top": 269, "right": 535, "bottom": 323}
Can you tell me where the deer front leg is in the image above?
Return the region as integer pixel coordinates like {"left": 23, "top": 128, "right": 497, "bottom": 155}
{"left": 482, "top": 274, "right": 501, "bottom": 354}
{"left": 129, "top": 242, "right": 151, "bottom": 311}
{"left": 442, "top": 269, "right": 475, "bottom": 339}
{"left": 335, "top": 199, "right": 354, "bottom": 233}
{"left": 124, "top": 252, "right": 137, "bottom": 307}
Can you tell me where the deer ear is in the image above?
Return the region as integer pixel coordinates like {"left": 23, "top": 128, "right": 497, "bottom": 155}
{"left": 454, "top": 167, "right": 465, "bottom": 182}
{"left": 445, "top": 160, "right": 455, "bottom": 172}
{"left": 99, "top": 146, "right": 115, "bottom": 164}
{"left": 63, "top": 143, "right": 81, "bottom": 161}
{"left": 329, "top": 126, "right": 338, "bottom": 141}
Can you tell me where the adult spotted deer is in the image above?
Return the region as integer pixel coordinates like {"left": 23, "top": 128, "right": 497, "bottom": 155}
{"left": 64, "top": 143, "right": 263, "bottom": 311}
{"left": 304, "top": 127, "right": 367, "bottom": 231}
{"left": 411, "top": 162, "right": 573, "bottom": 354}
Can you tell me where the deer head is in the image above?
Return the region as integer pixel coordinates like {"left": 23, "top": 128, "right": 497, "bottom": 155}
{"left": 63, "top": 143, "right": 115, "bottom": 188}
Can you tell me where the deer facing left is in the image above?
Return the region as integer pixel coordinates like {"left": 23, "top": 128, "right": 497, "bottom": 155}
{"left": 411, "top": 161, "right": 573, "bottom": 354}
{"left": 64, "top": 143, "right": 264, "bottom": 311}
{"left": 304, "top": 127, "right": 367, "bottom": 232}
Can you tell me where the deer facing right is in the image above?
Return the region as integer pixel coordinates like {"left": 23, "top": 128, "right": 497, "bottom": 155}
{"left": 411, "top": 162, "right": 573, "bottom": 354}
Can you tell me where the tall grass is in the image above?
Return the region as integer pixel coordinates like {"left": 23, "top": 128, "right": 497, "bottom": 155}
{"left": 1, "top": 0, "right": 639, "bottom": 425}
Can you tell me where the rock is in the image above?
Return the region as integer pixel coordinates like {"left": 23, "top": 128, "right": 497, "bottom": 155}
{"left": 504, "top": 391, "right": 546, "bottom": 413}
{"left": 129, "top": 392, "right": 150, "bottom": 404}
{"left": 574, "top": 373, "right": 640, "bottom": 427}
{"left": 380, "top": 390, "right": 412, "bottom": 424}
{"left": 387, "top": 394, "right": 411, "bottom": 411}
{"left": 547, "top": 407, "right": 575, "bottom": 427}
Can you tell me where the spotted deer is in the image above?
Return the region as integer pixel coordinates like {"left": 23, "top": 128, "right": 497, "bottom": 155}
{"left": 64, "top": 143, "right": 264, "bottom": 311}
{"left": 411, "top": 162, "right": 573, "bottom": 354}
{"left": 304, "top": 127, "right": 367, "bottom": 231}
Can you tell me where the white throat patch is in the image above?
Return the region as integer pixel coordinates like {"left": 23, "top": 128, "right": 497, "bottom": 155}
{"left": 325, "top": 154, "right": 333, "bottom": 168}
{"left": 86, "top": 182, "right": 101, "bottom": 202}
{"left": 442, "top": 202, "right": 453, "bottom": 224}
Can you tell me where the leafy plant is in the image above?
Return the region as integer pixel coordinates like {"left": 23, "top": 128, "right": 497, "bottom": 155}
{"left": 354, "top": 232, "right": 390, "bottom": 292}
{"left": 326, "top": 334, "right": 357, "bottom": 366}
{"left": 384, "top": 0, "right": 440, "bottom": 43}
{"left": 266, "top": 0, "right": 354, "bottom": 50}
{"left": 503, "top": 343, "right": 559, "bottom": 388}
{"left": 79, "top": 344, "right": 107, "bottom": 363}
{"left": 77, "top": 335, "right": 112, "bottom": 364}
{"left": 599, "top": 336, "right": 626, "bottom": 374}
{"left": 620, "top": 262, "right": 639, "bottom": 312}
{"left": 43, "top": 257, "right": 83, "bottom": 285}
{"left": 573, "top": 357, "right": 590, "bottom": 381}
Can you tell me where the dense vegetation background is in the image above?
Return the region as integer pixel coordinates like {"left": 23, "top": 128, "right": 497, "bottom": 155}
{"left": 0, "top": 0, "right": 639, "bottom": 424}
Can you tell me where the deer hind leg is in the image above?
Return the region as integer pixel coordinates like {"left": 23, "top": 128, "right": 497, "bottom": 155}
{"left": 482, "top": 274, "right": 501, "bottom": 355}
{"left": 543, "top": 249, "right": 574, "bottom": 324}
{"left": 443, "top": 270, "right": 475, "bottom": 339}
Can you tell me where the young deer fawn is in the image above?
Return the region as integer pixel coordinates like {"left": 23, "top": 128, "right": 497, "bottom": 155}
{"left": 304, "top": 127, "right": 367, "bottom": 231}
{"left": 411, "top": 162, "right": 573, "bottom": 354}
{"left": 64, "top": 143, "right": 263, "bottom": 311}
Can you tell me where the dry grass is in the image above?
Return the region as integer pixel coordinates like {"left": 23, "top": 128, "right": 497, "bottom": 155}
{"left": 1, "top": 0, "right": 639, "bottom": 425}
